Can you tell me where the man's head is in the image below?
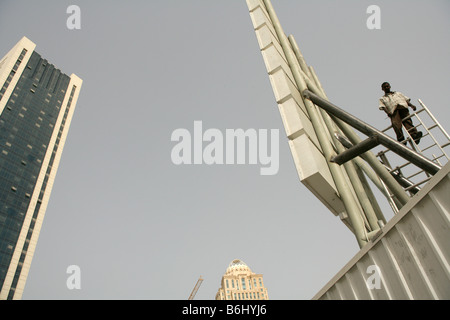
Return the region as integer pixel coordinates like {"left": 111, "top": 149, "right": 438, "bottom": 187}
{"left": 381, "top": 82, "right": 391, "bottom": 93}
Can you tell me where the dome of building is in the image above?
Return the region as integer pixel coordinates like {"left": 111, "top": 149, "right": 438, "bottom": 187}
{"left": 226, "top": 259, "right": 252, "bottom": 274}
{"left": 216, "top": 258, "right": 269, "bottom": 300}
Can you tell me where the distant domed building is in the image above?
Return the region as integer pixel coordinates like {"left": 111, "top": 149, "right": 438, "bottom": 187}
{"left": 215, "top": 259, "right": 269, "bottom": 300}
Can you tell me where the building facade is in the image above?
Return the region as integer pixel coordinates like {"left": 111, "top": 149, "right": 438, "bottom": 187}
{"left": 0, "top": 37, "right": 82, "bottom": 299}
{"left": 215, "top": 259, "right": 269, "bottom": 300}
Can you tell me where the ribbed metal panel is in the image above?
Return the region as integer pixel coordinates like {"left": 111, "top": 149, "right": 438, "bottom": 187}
{"left": 314, "top": 163, "right": 450, "bottom": 300}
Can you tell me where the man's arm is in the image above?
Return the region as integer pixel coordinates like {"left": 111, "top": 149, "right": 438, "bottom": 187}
{"left": 379, "top": 99, "right": 393, "bottom": 117}
{"left": 400, "top": 92, "right": 417, "bottom": 111}
{"left": 407, "top": 100, "right": 417, "bottom": 111}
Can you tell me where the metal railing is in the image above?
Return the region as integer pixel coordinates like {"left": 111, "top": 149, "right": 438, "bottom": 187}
{"left": 375, "top": 99, "right": 449, "bottom": 212}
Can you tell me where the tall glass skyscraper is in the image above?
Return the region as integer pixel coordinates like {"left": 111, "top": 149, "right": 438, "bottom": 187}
{"left": 0, "top": 37, "right": 82, "bottom": 299}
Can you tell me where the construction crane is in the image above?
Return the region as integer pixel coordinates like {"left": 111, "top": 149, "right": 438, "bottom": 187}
{"left": 188, "top": 276, "right": 203, "bottom": 300}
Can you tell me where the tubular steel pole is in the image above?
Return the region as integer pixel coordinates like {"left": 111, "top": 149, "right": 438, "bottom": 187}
{"left": 331, "top": 115, "right": 410, "bottom": 206}
{"left": 291, "top": 43, "right": 382, "bottom": 232}
{"left": 298, "top": 66, "right": 410, "bottom": 206}
{"left": 284, "top": 62, "right": 410, "bottom": 206}
{"left": 290, "top": 37, "right": 385, "bottom": 230}
{"left": 334, "top": 132, "right": 392, "bottom": 197}
{"left": 353, "top": 161, "right": 387, "bottom": 224}
{"left": 331, "top": 135, "right": 380, "bottom": 165}
{"left": 308, "top": 66, "right": 387, "bottom": 222}
{"left": 302, "top": 90, "right": 442, "bottom": 176}
{"left": 263, "top": 0, "right": 368, "bottom": 247}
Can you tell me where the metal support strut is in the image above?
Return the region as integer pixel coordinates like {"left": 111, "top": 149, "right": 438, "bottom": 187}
{"left": 302, "top": 89, "right": 442, "bottom": 176}
{"left": 331, "top": 135, "right": 380, "bottom": 165}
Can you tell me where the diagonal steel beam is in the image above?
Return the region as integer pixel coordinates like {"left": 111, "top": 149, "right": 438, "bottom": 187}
{"left": 302, "top": 89, "right": 441, "bottom": 175}
{"left": 331, "top": 135, "right": 380, "bottom": 165}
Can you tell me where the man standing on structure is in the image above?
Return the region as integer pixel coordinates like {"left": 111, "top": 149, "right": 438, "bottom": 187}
{"left": 379, "top": 82, "right": 423, "bottom": 145}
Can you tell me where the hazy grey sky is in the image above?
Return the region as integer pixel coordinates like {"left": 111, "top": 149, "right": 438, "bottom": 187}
{"left": 0, "top": 0, "right": 449, "bottom": 300}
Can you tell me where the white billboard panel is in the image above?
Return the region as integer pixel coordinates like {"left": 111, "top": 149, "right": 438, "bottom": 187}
{"left": 247, "top": 0, "right": 345, "bottom": 216}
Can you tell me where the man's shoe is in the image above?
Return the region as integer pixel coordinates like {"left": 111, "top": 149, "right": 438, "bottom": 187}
{"left": 414, "top": 131, "right": 423, "bottom": 145}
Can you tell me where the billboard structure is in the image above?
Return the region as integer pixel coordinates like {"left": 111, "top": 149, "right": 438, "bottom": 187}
{"left": 246, "top": 0, "right": 445, "bottom": 248}
{"left": 246, "top": 0, "right": 450, "bottom": 299}
{"left": 249, "top": 3, "right": 344, "bottom": 215}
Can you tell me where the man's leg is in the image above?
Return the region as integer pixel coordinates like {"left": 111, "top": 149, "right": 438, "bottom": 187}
{"left": 398, "top": 108, "right": 422, "bottom": 144}
{"left": 391, "top": 110, "right": 406, "bottom": 143}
